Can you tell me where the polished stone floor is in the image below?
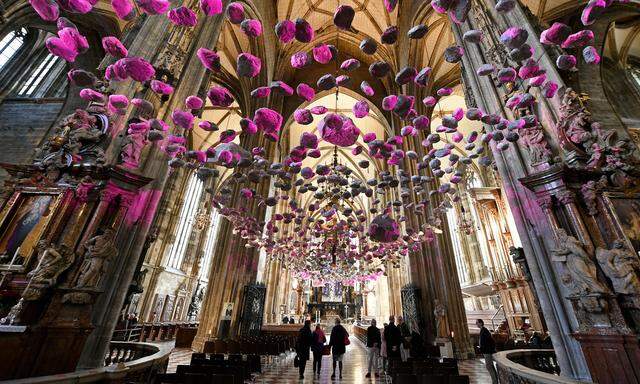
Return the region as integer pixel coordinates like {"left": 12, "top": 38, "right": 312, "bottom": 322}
{"left": 166, "top": 337, "right": 493, "bottom": 383}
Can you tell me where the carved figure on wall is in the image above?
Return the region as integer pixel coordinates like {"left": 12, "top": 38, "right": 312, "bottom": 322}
{"left": 33, "top": 109, "right": 107, "bottom": 179}
{"left": 552, "top": 229, "right": 609, "bottom": 298}
{"left": 556, "top": 89, "right": 639, "bottom": 186}
{"left": 596, "top": 240, "right": 640, "bottom": 296}
{"left": 22, "top": 240, "right": 75, "bottom": 301}
{"left": 580, "top": 176, "right": 608, "bottom": 216}
{"left": 73, "top": 229, "right": 117, "bottom": 289}
{"left": 520, "top": 123, "right": 552, "bottom": 165}
{"left": 119, "top": 120, "right": 149, "bottom": 168}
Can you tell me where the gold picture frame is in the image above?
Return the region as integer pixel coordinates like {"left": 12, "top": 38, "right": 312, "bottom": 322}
{"left": 602, "top": 192, "right": 640, "bottom": 254}
{"left": 0, "top": 189, "right": 64, "bottom": 269}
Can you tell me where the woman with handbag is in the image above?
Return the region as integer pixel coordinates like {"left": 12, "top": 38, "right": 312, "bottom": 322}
{"left": 311, "top": 324, "right": 327, "bottom": 378}
{"left": 329, "top": 318, "right": 349, "bottom": 379}
{"left": 296, "top": 320, "right": 313, "bottom": 379}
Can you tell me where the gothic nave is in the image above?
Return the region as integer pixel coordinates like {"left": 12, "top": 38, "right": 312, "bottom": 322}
{"left": 0, "top": 0, "right": 639, "bottom": 383}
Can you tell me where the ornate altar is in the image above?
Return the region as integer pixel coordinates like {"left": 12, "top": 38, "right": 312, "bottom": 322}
{"left": 305, "top": 283, "right": 360, "bottom": 321}
{"left": 0, "top": 103, "right": 154, "bottom": 379}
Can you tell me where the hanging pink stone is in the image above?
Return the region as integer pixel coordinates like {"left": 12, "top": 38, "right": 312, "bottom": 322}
{"left": 241, "top": 19, "right": 263, "bottom": 37}
{"left": 185, "top": 96, "right": 203, "bottom": 109}
{"left": 294, "top": 109, "right": 313, "bottom": 125}
{"left": 171, "top": 109, "right": 194, "bottom": 130}
{"left": 112, "top": 0, "right": 134, "bottom": 20}
{"left": 291, "top": 51, "right": 311, "bottom": 68}
{"left": 102, "top": 36, "right": 128, "bottom": 58}
{"left": 197, "top": 48, "right": 221, "bottom": 71}
{"left": 254, "top": 108, "right": 283, "bottom": 142}
{"left": 312, "top": 44, "right": 333, "bottom": 64}
{"left": 275, "top": 20, "right": 295, "bottom": 43}
{"left": 207, "top": 86, "right": 234, "bottom": 107}
{"left": 151, "top": 79, "right": 174, "bottom": 95}
{"left": 137, "top": 0, "right": 169, "bottom": 15}
{"left": 353, "top": 100, "right": 369, "bottom": 118}
{"left": 168, "top": 6, "right": 197, "bottom": 27}
{"left": 226, "top": 2, "right": 245, "bottom": 24}
{"left": 333, "top": 4, "right": 355, "bottom": 30}
{"left": 318, "top": 113, "right": 360, "bottom": 147}
{"left": 295, "top": 18, "right": 314, "bottom": 43}
{"left": 30, "top": 0, "right": 60, "bottom": 21}
{"left": 237, "top": 52, "right": 262, "bottom": 77}
{"left": 540, "top": 22, "right": 571, "bottom": 45}
{"left": 360, "top": 81, "right": 375, "bottom": 96}
{"left": 368, "top": 213, "right": 400, "bottom": 243}
{"left": 296, "top": 83, "right": 315, "bottom": 101}
{"left": 199, "top": 0, "right": 222, "bottom": 16}
{"left": 251, "top": 86, "right": 270, "bottom": 98}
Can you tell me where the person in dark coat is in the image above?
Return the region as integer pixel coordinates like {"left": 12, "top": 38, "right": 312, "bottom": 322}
{"left": 384, "top": 315, "right": 402, "bottom": 359}
{"left": 476, "top": 319, "right": 497, "bottom": 384}
{"left": 366, "top": 319, "right": 382, "bottom": 378}
{"left": 409, "top": 325, "right": 425, "bottom": 359}
{"left": 329, "top": 318, "right": 349, "bottom": 379}
{"left": 311, "top": 324, "right": 326, "bottom": 378}
{"left": 296, "top": 320, "right": 313, "bottom": 379}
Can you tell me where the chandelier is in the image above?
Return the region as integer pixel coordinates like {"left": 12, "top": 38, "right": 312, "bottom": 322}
{"left": 458, "top": 206, "right": 475, "bottom": 235}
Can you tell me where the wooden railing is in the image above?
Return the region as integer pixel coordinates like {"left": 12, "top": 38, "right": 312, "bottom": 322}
{"left": 112, "top": 321, "right": 198, "bottom": 343}
{"left": 494, "top": 349, "right": 591, "bottom": 384}
{"left": 1, "top": 342, "right": 172, "bottom": 383}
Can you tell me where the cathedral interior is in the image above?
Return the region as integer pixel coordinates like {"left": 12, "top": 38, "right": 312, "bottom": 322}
{"left": 0, "top": 0, "right": 639, "bottom": 383}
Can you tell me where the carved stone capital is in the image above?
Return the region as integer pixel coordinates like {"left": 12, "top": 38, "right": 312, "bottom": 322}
{"left": 556, "top": 190, "right": 575, "bottom": 205}
{"left": 536, "top": 195, "right": 554, "bottom": 210}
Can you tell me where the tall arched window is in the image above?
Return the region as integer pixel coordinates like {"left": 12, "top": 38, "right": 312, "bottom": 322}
{"left": 199, "top": 209, "right": 220, "bottom": 279}
{"left": 16, "top": 53, "right": 65, "bottom": 97}
{"left": 166, "top": 173, "right": 204, "bottom": 270}
{"left": 0, "top": 28, "right": 26, "bottom": 70}
{"left": 447, "top": 207, "right": 468, "bottom": 284}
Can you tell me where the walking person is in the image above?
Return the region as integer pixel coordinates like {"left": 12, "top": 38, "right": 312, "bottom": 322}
{"left": 311, "top": 324, "right": 327, "bottom": 378}
{"left": 384, "top": 315, "right": 402, "bottom": 360}
{"left": 380, "top": 323, "right": 388, "bottom": 373}
{"left": 477, "top": 319, "right": 498, "bottom": 384}
{"left": 329, "top": 318, "right": 349, "bottom": 379}
{"left": 296, "top": 320, "right": 313, "bottom": 379}
{"left": 397, "top": 316, "right": 411, "bottom": 362}
{"left": 366, "top": 319, "right": 381, "bottom": 378}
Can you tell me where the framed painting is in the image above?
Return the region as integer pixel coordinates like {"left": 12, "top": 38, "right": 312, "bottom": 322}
{"left": 0, "top": 190, "right": 63, "bottom": 268}
{"left": 602, "top": 192, "right": 640, "bottom": 254}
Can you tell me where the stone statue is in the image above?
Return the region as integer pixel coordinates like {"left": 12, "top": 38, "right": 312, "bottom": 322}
{"left": 596, "top": 240, "right": 640, "bottom": 296}
{"left": 120, "top": 122, "right": 149, "bottom": 168}
{"left": 433, "top": 300, "right": 447, "bottom": 338}
{"left": 580, "top": 176, "right": 608, "bottom": 216}
{"left": 23, "top": 241, "right": 75, "bottom": 301}
{"left": 33, "top": 109, "right": 106, "bottom": 180}
{"left": 520, "top": 124, "right": 552, "bottom": 165}
{"left": 552, "top": 229, "right": 608, "bottom": 296}
{"left": 73, "top": 229, "right": 118, "bottom": 289}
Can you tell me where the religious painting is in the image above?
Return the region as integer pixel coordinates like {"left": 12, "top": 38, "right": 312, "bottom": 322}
{"left": 603, "top": 193, "right": 640, "bottom": 254}
{"left": 0, "top": 191, "right": 61, "bottom": 266}
{"left": 173, "top": 297, "right": 185, "bottom": 321}
{"left": 221, "top": 302, "right": 233, "bottom": 320}
{"left": 149, "top": 294, "right": 165, "bottom": 322}
{"left": 162, "top": 295, "right": 175, "bottom": 322}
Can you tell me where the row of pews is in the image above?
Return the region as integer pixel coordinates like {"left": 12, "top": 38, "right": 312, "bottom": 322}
{"left": 112, "top": 322, "right": 199, "bottom": 346}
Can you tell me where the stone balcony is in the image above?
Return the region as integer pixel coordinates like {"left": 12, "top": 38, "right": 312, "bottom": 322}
{"left": 2, "top": 341, "right": 172, "bottom": 384}
{"left": 494, "top": 349, "right": 592, "bottom": 384}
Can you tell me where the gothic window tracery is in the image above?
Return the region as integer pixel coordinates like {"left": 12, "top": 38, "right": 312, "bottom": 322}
{"left": 166, "top": 173, "right": 204, "bottom": 270}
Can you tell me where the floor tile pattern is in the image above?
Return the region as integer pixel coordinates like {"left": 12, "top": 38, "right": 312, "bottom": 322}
{"left": 165, "top": 338, "right": 493, "bottom": 383}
